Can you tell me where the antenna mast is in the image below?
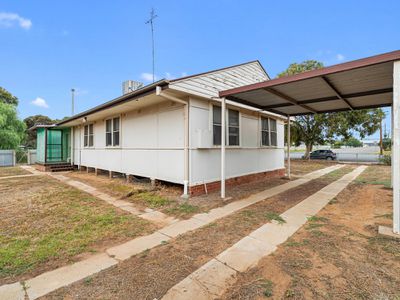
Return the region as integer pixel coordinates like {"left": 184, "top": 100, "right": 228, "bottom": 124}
{"left": 145, "top": 8, "right": 158, "bottom": 83}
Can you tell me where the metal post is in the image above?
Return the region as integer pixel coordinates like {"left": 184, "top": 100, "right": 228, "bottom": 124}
{"left": 221, "top": 97, "right": 226, "bottom": 199}
{"left": 392, "top": 106, "right": 394, "bottom": 188}
{"left": 44, "top": 128, "right": 48, "bottom": 164}
{"left": 393, "top": 61, "right": 400, "bottom": 234}
{"left": 287, "top": 115, "right": 291, "bottom": 179}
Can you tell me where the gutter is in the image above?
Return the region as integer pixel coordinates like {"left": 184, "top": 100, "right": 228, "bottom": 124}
{"left": 57, "top": 80, "right": 169, "bottom": 126}
{"left": 156, "top": 86, "right": 190, "bottom": 198}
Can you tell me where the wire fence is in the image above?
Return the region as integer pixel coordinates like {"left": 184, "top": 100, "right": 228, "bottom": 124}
{"left": 286, "top": 151, "right": 384, "bottom": 163}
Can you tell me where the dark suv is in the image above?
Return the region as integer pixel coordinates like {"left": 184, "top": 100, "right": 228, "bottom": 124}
{"left": 309, "top": 150, "right": 337, "bottom": 160}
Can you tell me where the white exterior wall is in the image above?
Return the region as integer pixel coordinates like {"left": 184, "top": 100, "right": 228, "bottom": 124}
{"left": 72, "top": 101, "right": 185, "bottom": 184}
{"left": 188, "top": 97, "right": 285, "bottom": 186}
{"left": 70, "top": 61, "right": 284, "bottom": 188}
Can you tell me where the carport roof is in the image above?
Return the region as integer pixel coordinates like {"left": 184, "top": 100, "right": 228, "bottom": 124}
{"left": 219, "top": 50, "right": 400, "bottom": 116}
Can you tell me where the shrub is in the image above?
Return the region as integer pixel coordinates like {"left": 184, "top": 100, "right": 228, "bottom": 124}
{"left": 379, "top": 154, "right": 391, "bottom": 166}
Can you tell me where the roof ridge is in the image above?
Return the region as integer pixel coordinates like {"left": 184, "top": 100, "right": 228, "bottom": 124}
{"left": 170, "top": 60, "right": 268, "bottom": 82}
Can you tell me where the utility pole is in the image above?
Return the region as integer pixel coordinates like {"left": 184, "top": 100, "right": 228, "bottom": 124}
{"left": 71, "top": 88, "right": 75, "bottom": 116}
{"left": 145, "top": 8, "right": 158, "bottom": 83}
{"left": 380, "top": 118, "right": 383, "bottom": 155}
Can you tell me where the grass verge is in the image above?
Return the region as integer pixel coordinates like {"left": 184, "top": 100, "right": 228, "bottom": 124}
{"left": 0, "top": 175, "right": 154, "bottom": 283}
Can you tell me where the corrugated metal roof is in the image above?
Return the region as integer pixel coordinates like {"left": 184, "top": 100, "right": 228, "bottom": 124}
{"left": 220, "top": 50, "right": 400, "bottom": 116}
{"left": 57, "top": 80, "right": 169, "bottom": 126}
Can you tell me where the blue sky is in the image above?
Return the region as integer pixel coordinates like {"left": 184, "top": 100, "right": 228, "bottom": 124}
{"left": 1, "top": 0, "right": 399, "bottom": 138}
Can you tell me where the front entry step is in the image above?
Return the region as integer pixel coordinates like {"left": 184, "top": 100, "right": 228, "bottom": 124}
{"left": 35, "top": 163, "right": 75, "bottom": 172}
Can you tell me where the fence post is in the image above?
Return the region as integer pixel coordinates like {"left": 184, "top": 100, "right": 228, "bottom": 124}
{"left": 13, "top": 150, "right": 16, "bottom": 166}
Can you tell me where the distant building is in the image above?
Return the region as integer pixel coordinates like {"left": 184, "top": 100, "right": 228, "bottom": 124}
{"left": 361, "top": 139, "right": 380, "bottom": 147}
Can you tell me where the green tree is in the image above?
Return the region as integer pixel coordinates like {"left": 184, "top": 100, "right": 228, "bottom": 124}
{"left": 279, "top": 60, "right": 384, "bottom": 158}
{"left": 344, "top": 137, "right": 363, "bottom": 147}
{"left": 0, "top": 87, "right": 19, "bottom": 106}
{"left": 277, "top": 60, "right": 324, "bottom": 77}
{"left": 0, "top": 102, "right": 26, "bottom": 149}
{"left": 23, "top": 115, "right": 55, "bottom": 148}
{"left": 382, "top": 133, "right": 391, "bottom": 151}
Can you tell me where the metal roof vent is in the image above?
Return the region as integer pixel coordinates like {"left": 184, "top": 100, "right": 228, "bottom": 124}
{"left": 122, "top": 80, "right": 144, "bottom": 95}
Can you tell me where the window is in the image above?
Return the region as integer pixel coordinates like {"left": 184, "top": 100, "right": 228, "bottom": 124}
{"left": 228, "top": 109, "right": 239, "bottom": 146}
{"left": 270, "top": 119, "right": 277, "bottom": 146}
{"left": 212, "top": 105, "right": 240, "bottom": 146}
{"left": 261, "top": 118, "right": 269, "bottom": 146}
{"left": 105, "top": 117, "right": 120, "bottom": 146}
{"left": 84, "top": 124, "right": 94, "bottom": 147}
{"left": 113, "top": 117, "right": 120, "bottom": 146}
{"left": 261, "top": 117, "right": 277, "bottom": 147}
{"left": 213, "top": 106, "right": 222, "bottom": 145}
{"left": 106, "top": 119, "right": 112, "bottom": 146}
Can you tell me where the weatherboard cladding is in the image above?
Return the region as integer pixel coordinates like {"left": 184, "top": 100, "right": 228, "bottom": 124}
{"left": 170, "top": 61, "right": 269, "bottom": 99}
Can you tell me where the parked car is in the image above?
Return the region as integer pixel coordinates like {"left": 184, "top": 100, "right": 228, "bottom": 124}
{"left": 309, "top": 150, "right": 337, "bottom": 160}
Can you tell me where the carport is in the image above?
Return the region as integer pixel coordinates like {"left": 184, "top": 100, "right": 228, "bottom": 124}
{"left": 219, "top": 50, "right": 400, "bottom": 234}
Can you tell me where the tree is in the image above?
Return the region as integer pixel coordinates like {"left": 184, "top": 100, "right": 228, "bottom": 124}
{"left": 23, "top": 115, "right": 55, "bottom": 148}
{"left": 279, "top": 60, "right": 384, "bottom": 159}
{"left": 344, "top": 137, "right": 363, "bottom": 148}
{"left": 277, "top": 60, "right": 324, "bottom": 77}
{"left": 382, "top": 133, "right": 391, "bottom": 151}
{"left": 0, "top": 87, "right": 18, "bottom": 106}
{"left": 0, "top": 102, "right": 26, "bottom": 149}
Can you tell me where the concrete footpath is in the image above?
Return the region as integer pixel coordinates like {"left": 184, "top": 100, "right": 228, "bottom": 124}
{"left": 162, "top": 166, "right": 367, "bottom": 300}
{"left": 1, "top": 164, "right": 343, "bottom": 300}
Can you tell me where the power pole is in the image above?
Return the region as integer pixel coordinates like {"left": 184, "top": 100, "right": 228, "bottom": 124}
{"left": 71, "top": 88, "right": 75, "bottom": 116}
{"left": 145, "top": 8, "right": 158, "bottom": 83}
{"left": 380, "top": 118, "right": 383, "bottom": 155}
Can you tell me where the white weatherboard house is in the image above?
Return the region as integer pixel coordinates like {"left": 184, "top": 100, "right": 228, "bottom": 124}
{"left": 36, "top": 61, "right": 286, "bottom": 196}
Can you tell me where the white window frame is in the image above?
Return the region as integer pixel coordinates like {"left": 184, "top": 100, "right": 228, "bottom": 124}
{"left": 83, "top": 123, "right": 94, "bottom": 148}
{"left": 212, "top": 104, "right": 241, "bottom": 147}
{"left": 261, "top": 117, "right": 278, "bottom": 147}
{"left": 105, "top": 116, "right": 121, "bottom": 148}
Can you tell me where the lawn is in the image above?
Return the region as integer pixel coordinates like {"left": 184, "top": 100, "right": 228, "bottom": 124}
{"left": 0, "top": 175, "right": 155, "bottom": 284}
{"left": 0, "top": 166, "right": 31, "bottom": 177}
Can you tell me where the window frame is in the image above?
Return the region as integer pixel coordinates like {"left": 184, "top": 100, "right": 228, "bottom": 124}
{"left": 212, "top": 105, "right": 241, "bottom": 147}
{"left": 260, "top": 117, "right": 278, "bottom": 147}
{"left": 83, "top": 123, "right": 94, "bottom": 148}
{"left": 105, "top": 116, "right": 121, "bottom": 148}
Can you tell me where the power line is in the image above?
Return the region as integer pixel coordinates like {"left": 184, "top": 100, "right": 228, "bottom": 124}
{"left": 145, "top": 8, "right": 158, "bottom": 83}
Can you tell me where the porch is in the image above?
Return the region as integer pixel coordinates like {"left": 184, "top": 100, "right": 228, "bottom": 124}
{"left": 35, "top": 125, "right": 73, "bottom": 171}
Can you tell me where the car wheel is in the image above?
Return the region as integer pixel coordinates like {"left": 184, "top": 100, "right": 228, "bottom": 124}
{"left": 326, "top": 157, "right": 333, "bottom": 161}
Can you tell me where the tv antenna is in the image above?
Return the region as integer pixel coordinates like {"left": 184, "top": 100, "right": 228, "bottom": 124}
{"left": 145, "top": 8, "right": 158, "bottom": 83}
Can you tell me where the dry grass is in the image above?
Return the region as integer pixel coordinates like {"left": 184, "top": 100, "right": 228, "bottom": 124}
{"left": 0, "top": 175, "right": 155, "bottom": 284}
{"left": 64, "top": 171, "right": 290, "bottom": 219}
{"left": 287, "top": 160, "right": 336, "bottom": 176}
{"left": 42, "top": 166, "right": 355, "bottom": 300}
{"left": 355, "top": 164, "right": 391, "bottom": 188}
{"left": 222, "top": 165, "right": 400, "bottom": 300}
{"left": 0, "top": 166, "right": 31, "bottom": 177}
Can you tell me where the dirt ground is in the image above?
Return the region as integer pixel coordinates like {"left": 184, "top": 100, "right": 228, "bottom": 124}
{"left": 0, "top": 166, "right": 31, "bottom": 177}
{"left": 286, "top": 160, "right": 336, "bottom": 176}
{"left": 0, "top": 175, "right": 155, "bottom": 285}
{"left": 221, "top": 165, "right": 400, "bottom": 300}
{"left": 42, "top": 166, "right": 355, "bottom": 300}
{"left": 64, "top": 160, "right": 331, "bottom": 219}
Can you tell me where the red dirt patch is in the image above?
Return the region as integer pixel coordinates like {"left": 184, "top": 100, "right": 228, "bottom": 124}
{"left": 221, "top": 179, "right": 400, "bottom": 300}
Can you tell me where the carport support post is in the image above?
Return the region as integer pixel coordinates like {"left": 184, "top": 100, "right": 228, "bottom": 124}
{"left": 393, "top": 61, "right": 400, "bottom": 234}
{"left": 287, "top": 115, "right": 291, "bottom": 179}
{"left": 221, "top": 97, "right": 226, "bottom": 199}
